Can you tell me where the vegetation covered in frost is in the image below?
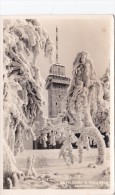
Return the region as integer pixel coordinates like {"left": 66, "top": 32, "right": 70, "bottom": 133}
{"left": 55, "top": 52, "right": 110, "bottom": 165}
{"left": 3, "top": 19, "right": 54, "bottom": 188}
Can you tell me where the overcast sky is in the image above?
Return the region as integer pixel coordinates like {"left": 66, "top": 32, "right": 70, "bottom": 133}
{"left": 36, "top": 15, "right": 112, "bottom": 116}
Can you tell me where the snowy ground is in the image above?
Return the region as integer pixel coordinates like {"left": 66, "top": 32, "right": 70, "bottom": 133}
{"left": 15, "top": 148, "right": 110, "bottom": 189}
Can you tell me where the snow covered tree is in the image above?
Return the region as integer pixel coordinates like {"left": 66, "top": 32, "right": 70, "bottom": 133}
{"left": 101, "top": 66, "right": 110, "bottom": 102}
{"left": 59, "top": 52, "right": 109, "bottom": 164}
{"left": 3, "top": 19, "right": 54, "bottom": 188}
{"left": 89, "top": 66, "right": 110, "bottom": 134}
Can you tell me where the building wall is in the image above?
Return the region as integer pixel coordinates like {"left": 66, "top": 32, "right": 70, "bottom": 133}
{"left": 48, "top": 83, "right": 68, "bottom": 118}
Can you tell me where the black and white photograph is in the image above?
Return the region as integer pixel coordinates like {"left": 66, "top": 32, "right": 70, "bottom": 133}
{"left": 2, "top": 15, "right": 114, "bottom": 190}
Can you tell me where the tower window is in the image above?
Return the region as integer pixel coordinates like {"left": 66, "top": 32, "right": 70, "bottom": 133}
{"left": 59, "top": 95, "right": 61, "bottom": 98}
{"left": 56, "top": 102, "right": 57, "bottom": 105}
{"left": 58, "top": 67, "right": 60, "bottom": 75}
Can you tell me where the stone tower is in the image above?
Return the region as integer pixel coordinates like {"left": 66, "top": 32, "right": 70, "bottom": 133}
{"left": 46, "top": 27, "right": 70, "bottom": 118}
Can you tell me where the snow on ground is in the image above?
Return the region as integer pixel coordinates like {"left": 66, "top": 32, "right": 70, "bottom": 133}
{"left": 15, "top": 148, "right": 110, "bottom": 189}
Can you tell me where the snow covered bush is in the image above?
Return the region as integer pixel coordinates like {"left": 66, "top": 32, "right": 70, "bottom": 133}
{"left": 59, "top": 132, "right": 77, "bottom": 165}
{"left": 25, "top": 155, "right": 37, "bottom": 179}
{"left": 3, "top": 19, "right": 54, "bottom": 188}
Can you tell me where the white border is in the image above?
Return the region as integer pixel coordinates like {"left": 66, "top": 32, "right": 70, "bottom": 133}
{"left": 0, "top": 2, "right": 115, "bottom": 195}
{"left": 0, "top": 0, "right": 115, "bottom": 15}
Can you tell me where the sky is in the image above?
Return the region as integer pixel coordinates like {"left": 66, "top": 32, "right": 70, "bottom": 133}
{"left": 36, "top": 15, "right": 112, "bottom": 116}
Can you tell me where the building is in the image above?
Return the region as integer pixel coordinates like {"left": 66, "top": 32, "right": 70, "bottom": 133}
{"left": 46, "top": 64, "right": 70, "bottom": 118}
